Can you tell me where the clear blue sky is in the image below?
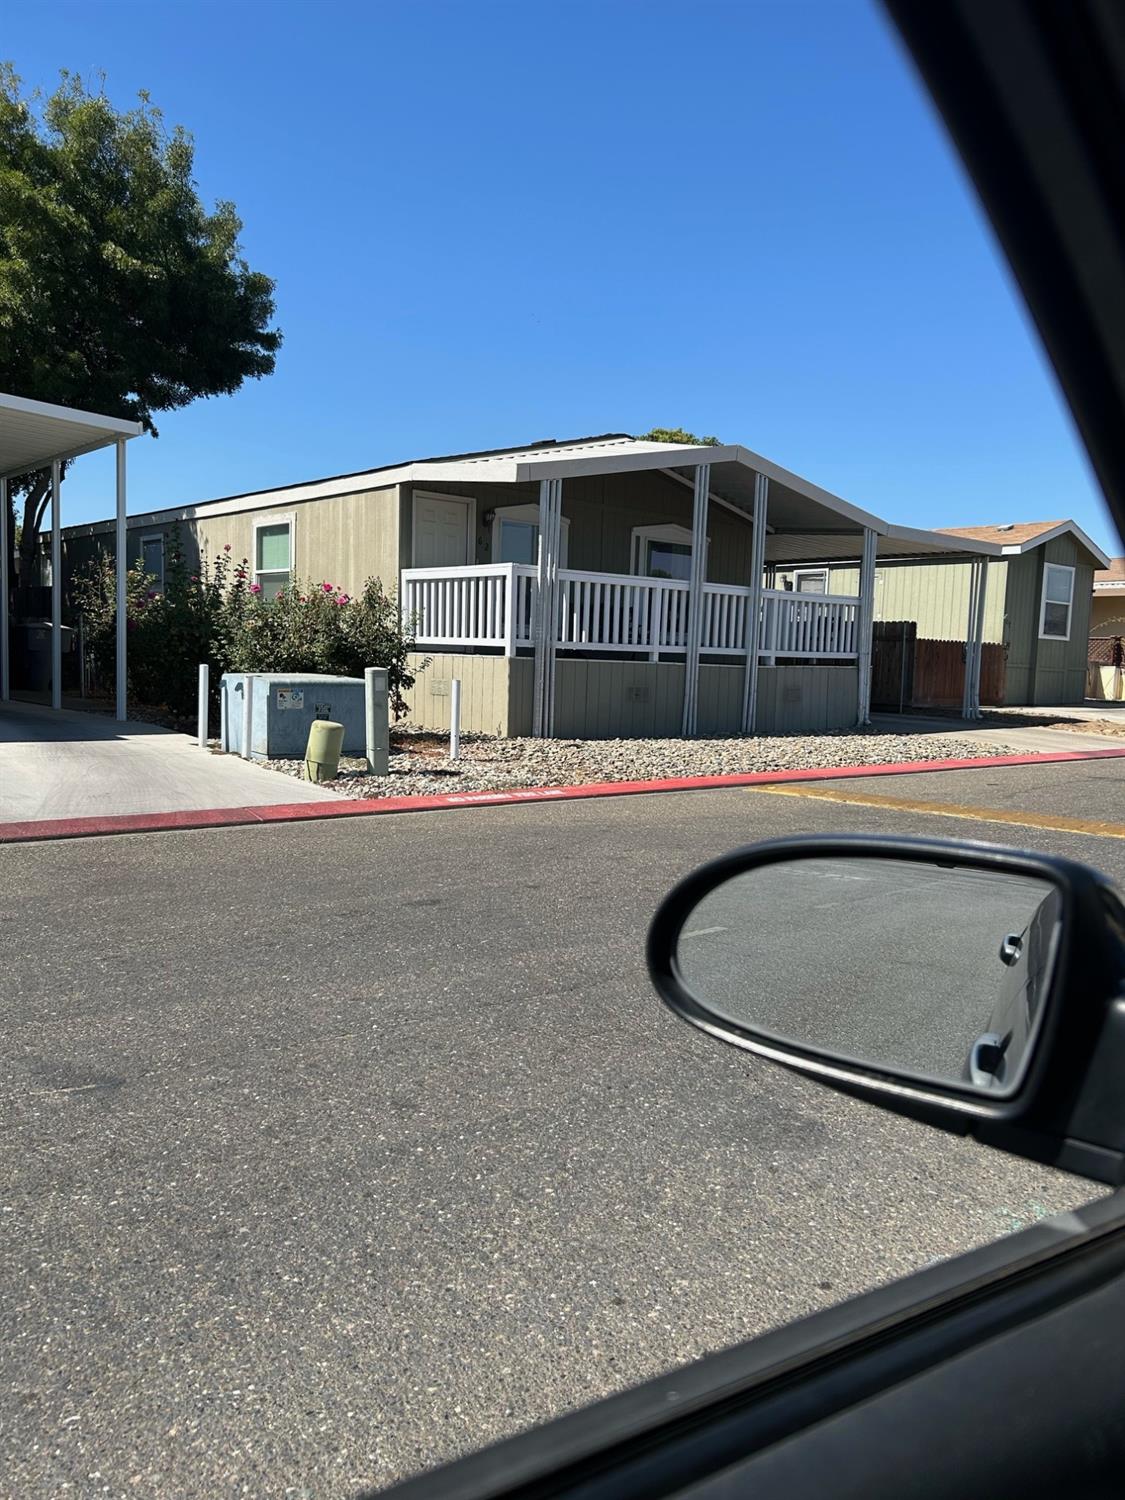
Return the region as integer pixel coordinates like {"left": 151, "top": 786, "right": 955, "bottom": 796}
{"left": 7, "top": 0, "right": 1119, "bottom": 552}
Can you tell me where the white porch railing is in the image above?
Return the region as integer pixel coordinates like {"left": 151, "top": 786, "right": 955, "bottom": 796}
{"left": 402, "top": 565, "right": 858, "bottom": 660}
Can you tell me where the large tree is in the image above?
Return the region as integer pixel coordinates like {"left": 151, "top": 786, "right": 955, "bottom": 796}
{"left": 0, "top": 65, "right": 280, "bottom": 592}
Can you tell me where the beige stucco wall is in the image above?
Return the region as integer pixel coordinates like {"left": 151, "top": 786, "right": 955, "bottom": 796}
{"left": 1091, "top": 593, "right": 1125, "bottom": 636}
{"left": 1087, "top": 663, "right": 1124, "bottom": 701}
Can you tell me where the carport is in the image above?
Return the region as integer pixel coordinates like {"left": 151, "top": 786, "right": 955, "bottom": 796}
{"left": 0, "top": 391, "right": 143, "bottom": 718}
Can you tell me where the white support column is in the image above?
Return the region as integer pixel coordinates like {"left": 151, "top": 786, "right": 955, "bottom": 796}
{"left": 966, "top": 564, "right": 984, "bottom": 726}
{"left": 855, "top": 526, "right": 877, "bottom": 726}
{"left": 531, "top": 478, "right": 563, "bottom": 737}
{"left": 962, "top": 558, "right": 988, "bottom": 719}
{"left": 973, "top": 560, "right": 989, "bottom": 715}
{"left": 115, "top": 438, "right": 127, "bottom": 721}
{"left": 680, "top": 463, "right": 711, "bottom": 737}
{"left": 50, "top": 460, "right": 62, "bottom": 710}
{"left": 740, "top": 473, "right": 769, "bottom": 734}
{"left": 0, "top": 476, "right": 9, "bottom": 702}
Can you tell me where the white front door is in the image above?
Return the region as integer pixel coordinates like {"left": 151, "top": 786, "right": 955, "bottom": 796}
{"left": 414, "top": 494, "right": 470, "bottom": 567}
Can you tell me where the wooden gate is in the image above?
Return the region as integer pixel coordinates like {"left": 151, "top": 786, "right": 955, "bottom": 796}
{"left": 872, "top": 624, "right": 1006, "bottom": 710}
{"left": 871, "top": 621, "right": 917, "bottom": 711}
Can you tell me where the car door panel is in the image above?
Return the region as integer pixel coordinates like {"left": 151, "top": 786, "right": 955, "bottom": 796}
{"left": 379, "top": 1190, "right": 1125, "bottom": 1500}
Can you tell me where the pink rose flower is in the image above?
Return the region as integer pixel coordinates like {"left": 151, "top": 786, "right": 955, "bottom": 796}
{"left": 336, "top": 593, "right": 349, "bottom": 605}
{"left": 249, "top": 582, "right": 262, "bottom": 595}
{"left": 322, "top": 581, "right": 334, "bottom": 594}
{"left": 223, "top": 544, "right": 231, "bottom": 552}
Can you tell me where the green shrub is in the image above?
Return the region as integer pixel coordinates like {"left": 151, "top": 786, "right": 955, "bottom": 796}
{"left": 73, "top": 537, "right": 421, "bottom": 723}
{"left": 227, "top": 576, "right": 419, "bottom": 716}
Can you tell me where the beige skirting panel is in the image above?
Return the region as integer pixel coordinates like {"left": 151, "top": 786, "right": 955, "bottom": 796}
{"left": 404, "top": 653, "right": 858, "bottom": 739}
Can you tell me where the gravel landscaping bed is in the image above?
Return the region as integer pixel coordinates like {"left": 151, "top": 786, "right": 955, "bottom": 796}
{"left": 263, "top": 724, "right": 1026, "bottom": 799}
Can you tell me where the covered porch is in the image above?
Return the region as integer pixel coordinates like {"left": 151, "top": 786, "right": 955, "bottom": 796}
{"left": 399, "top": 440, "right": 999, "bottom": 738}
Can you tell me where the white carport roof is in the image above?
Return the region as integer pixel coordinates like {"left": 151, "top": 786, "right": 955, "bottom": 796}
{"left": 406, "top": 438, "right": 1002, "bottom": 562}
{"left": 0, "top": 391, "right": 143, "bottom": 479}
{"left": 1, "top": 391, "right": 143, "bottom": 719}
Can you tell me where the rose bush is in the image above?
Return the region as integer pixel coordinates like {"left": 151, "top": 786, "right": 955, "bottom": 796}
{"left": 73, "top": 530, "right": 421, "bottom": 725}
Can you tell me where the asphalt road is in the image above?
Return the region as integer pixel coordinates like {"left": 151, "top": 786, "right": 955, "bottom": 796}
{"left": 1, "top": 761, "right": 1121, "bottom": 1498}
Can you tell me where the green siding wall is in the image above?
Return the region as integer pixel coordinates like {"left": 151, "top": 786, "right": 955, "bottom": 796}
{"left": 1022, "top": 535, "right": 1094, "bottom": 705}
{"left": 398, "top": 471, "right": 755, "bottom": 585}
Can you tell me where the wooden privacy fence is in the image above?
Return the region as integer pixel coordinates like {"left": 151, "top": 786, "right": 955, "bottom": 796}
{"left": 1089, "top": 635, "right": 1124, "bottom": 667}
{"left": 872, "top": 622, "right": 1006, "bottom": 710}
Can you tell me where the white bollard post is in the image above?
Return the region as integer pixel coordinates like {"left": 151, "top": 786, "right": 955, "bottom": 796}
{"left": 365, "top": 666, "right": 389, "bottom": 774}
{"left": 220, "top": 676, "right": 229, "bottom": 752}
{"left": 197, "top": 663, "right": 209, "bottom": 749}
{"left": 241, "top": 673, "right": 254, "bottom": 761}
{"left": 450, "top": 677, "right": 461, "bottom": 761}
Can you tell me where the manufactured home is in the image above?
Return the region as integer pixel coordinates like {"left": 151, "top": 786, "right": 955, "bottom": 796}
{"left": 57, "top": 434, "right": 999, "bottom": 738}
{"left": 779, "top": 519, "right": 1108, "bottom": 707}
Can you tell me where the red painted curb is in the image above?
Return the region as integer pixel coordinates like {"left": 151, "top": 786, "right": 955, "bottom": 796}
{"left": 4, "top": 745, "right": 1125, "bottom": 846}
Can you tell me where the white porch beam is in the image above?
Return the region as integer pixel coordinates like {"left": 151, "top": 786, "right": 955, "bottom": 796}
{"left": 681, "top": 463, "right": 711, "bottom": 737}
{"left": 51, "top": 460, "right": 62, "bottom": 711}
{"left": 0, "top": 476, "right": 8, "bottom": 702}
{"left": 855, "top": 526, "right": 877, "bottom": 726}
{"left": 115, "top": 437, "right": 127, "bottom": 721}
{"left": 741, "top": 473, "right": 769, "bottom": 734}
{"left": 531, "top": 477, "right": 562, "bottom": 737}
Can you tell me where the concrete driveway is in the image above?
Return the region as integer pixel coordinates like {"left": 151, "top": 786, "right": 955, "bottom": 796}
{"left": 0, "top": 701, "right": 336, "bottom": 822}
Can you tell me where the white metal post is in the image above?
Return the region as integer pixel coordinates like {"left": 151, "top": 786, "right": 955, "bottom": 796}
{"left": 681, "top": 463, "right": 711, "bottom": 737}
{"left": 855, "top": 527, "right": 877, "bottom": 727}
{"left": 50, "top": 460, "right": 62, "bottom": 710}
{"left": 78, "top": 614, "right": 87, "bottom": 700}
{"left": 741, "top": 473, "right": 769, "bottom": 734}
{"left": 220, "top": 676, "right": 229, "bottom": 752}
{"left": 197, "top": 663, "right": 210, "bottom": 748}
{"left": 450, "top": 676, "right": 461, "bottom": 760}
{"left": 972, "top": 560, "right": 989, "bottom": 716}
{"left": 546, "top": 479, "right": 562, "bottom": 736}
{"left": 966, "top": 564, "right": 984, "bottom": 723}
{"left": 962, "top": 558, "right": 988, "bottom": 719}
{"left": 0, "top": 475, "right": 9, "bottom": 702}
{"left": 365, "top": 665, "right": 389, "bottom": 773}
{"left": 532, "top": 478, "right": 562, "bottom": 737}
{"left": 241, "top": 674, "right": 254, "bottom": 760}
{"left": 503, "top": 563, "right": 518, "bottom": 658}
{"left": 115, "top": 438, "right": 127, "bottom": 721}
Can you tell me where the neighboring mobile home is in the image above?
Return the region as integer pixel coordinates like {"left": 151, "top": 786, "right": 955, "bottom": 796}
{"left": 1092, "top": 558, "right": 1125, "bottom": 637}
{"left": 780, "top": 520, "right": 1107, "bottom": 707}
{"left": 58, "top": 434, "right": 998, "bottom": 738}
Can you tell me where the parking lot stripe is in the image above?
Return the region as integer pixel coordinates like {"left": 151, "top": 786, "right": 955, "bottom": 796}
{"left": 749, "top": 784, "right": 1125, "bottom": 840}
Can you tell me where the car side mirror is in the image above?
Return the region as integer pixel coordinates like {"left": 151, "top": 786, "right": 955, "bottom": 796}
{"left": 647, "top": 835, "right": 1125, "bottom": 1185}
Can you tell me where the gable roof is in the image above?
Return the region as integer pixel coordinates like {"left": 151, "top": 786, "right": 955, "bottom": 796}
{"left": 57, "top": 433, "right": 1001, "bottom": 563}
{"left": 936, "top": 519, "right": 1110, "bottom": 567}
{"left": 1095, "top": 557, "right": 1125, "bottom": 590}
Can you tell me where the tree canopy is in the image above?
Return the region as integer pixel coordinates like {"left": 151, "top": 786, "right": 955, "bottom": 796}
{"left": 638, "top": 427, "right": 721, "bottom": 446}
{"left": 0, "top": 65, "right": 281, "bottom": 574}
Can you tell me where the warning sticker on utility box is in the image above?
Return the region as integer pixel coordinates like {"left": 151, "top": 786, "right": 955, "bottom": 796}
{"left": 276, "top": 688, "right": 304, "bottom": 710}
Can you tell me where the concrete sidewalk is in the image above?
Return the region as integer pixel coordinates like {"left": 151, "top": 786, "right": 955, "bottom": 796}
{"left": 871, "top": 707, "right": 1125, "bottom": 756}
{"left": 0, "top": 701, "right": 337, "bottom": 822}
